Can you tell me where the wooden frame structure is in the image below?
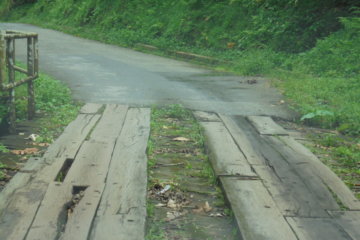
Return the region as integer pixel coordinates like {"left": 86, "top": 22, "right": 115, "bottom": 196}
{"left": 0, "top": 30, "right": 39, "bottom": 132}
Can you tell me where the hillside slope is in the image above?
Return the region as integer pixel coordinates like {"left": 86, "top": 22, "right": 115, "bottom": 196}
{"left": 0, "top": 0, "right": 359, "bottom": 135}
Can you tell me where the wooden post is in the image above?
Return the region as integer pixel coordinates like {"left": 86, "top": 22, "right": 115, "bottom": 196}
{"left": 0, "top": 31, "right": 5, "bottom": 90}
{"left": 6, "top": 38, "right": 16, "bottom": 133}
{"left": 27, "top": 36, "right": 35, "bottom": 119}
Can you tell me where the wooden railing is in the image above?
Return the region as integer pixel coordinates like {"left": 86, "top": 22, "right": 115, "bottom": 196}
{"left": 0, "top": 30, "right": 39, "bottom": 132}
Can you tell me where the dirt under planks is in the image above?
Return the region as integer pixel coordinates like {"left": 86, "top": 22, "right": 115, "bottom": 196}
{"left": 200, "top": 112, "right": 360, "bottom": 240}
{"left": 0, "top": 104, "right": 150, "bottom": 240}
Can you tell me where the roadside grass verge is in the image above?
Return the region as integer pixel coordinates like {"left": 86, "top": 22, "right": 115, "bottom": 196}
{"left": 146, "top": 105, "right": 239, "bottom": 239}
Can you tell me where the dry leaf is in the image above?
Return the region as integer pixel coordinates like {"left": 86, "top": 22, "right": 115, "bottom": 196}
{"left": 167, "top": 199, "right": 178, "bottom": 209}
{"left": 203, "top": 201, "right": 212, "bottom": 212}
{"left": 193, "top": 201, "right": 212, "bottom": 214}
{"left": 173, "top": 137, "right": 190, "bottom": 142}
{"left": 155, "top": 203, "right": 166, "bottom": 207}
{"left": 11, "top": 148, "right": 39, "bottom": 155}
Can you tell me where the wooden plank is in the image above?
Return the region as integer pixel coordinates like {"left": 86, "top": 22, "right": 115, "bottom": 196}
{"left": 79, "top": 103, "right": 103, "bottom": 114}
{"left": 26, "top": 183, "right": 73, "bottom": 240}
{"left": 280, "top": 136, "right": 360, "bottom": 210}
{"left": 0, "top": 157, "right": 72, "bottom": 239}
{"left": 91, "top": 108, "right": 150, "bottom": 240}
{"left": 220, "top": 115, "right": 265, "bottom": 165}
{"left": 201, "top": 121, "right": 256, "bottom": 177}
{"left": 64, "top": 140, "right": 115, "bottom": 186}
{"left": 329, "top": 211, "right": 360, "bottom": 239}
{"left": 221, "top": 178, "right": 297, "bottom": 240}
{"left": 60, "top": 184, "right": 104, "bottom": 240}
{"left": 193, "top": 111, "right": 221, "bottom": 122}
{"left": 287, "top": 217, "right": 352, "bottom": 240}
{"left": 0, "top": 157, "right": 44, "bottom": 212}
{"left": 247, "top": 116, "right": 288, "bottom": 136}
{"left": 0, "top": 180, "right": 48, "bottom": 240}
{"left": 42, "top": 114, "right": 101, "bottom": 162}
{"left": 254, "top": 164, "right": 338, "bottom": 217}
{"left": 89, "top": 104, "right": 128, "bottom": 142}
{"left": 91, "top": 214, "right": 146, "bottom": 240}
{"left": 228, "top": 116, "right": 340, "bottom": 216}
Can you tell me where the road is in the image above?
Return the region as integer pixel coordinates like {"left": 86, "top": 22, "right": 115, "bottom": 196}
{"left": 0, "top": 23, "right": 292, "bottom": 118}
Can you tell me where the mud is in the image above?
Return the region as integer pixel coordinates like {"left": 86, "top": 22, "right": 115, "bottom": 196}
{"left": 0, "top": 118, "right": 47, "bottom": 191}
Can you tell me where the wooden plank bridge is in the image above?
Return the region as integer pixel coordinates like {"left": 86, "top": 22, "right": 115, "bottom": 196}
{"left": 0, "top": 104, "right": 359, "bottom": 240}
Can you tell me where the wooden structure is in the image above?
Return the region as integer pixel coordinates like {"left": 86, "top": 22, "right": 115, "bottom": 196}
{"left": 0, "top": 104, "right": 150, "bottom": 240}
{"left": 0, "top": 30, "right": 39, "bottom": 132}
{"left": 197, "top": 112, "right": 360, "bottom": 240}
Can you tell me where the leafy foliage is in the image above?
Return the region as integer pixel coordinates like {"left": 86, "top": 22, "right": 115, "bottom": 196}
{"left": 1, "top": 0, "right": 359, "bottom": 136}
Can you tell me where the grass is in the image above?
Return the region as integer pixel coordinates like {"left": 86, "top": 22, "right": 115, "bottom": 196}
{"left": 146, "top": 105, "right": 237, "bottom": 239}
{"left": 0, "top": 68, "right": 80, "bottom": 179}
{"left": 307, "top": 132, "right": 360, "bottom": 199}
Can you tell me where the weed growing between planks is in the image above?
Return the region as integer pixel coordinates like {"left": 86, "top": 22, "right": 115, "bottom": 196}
{"left": 146, "top": 105, "right": 239, "bottom": 240}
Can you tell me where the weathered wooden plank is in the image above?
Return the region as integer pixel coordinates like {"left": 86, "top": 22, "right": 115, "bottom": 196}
{"left": 281, "top": 136, "right": 360, "bottom": 210}
{"left": 221, "top": 178, "right": 297, "bottom": 240}
{"left": 91, "top": 108, "right": 150, "bottom": 240}
{"left": 253, "top": 164, "right": 338, "bottom": 217}
{"left": 0, "top": 180, "right": 48, "bottom": 240}
{"left": 329, "top": 211, "right": 360, "bottom": 239}
{"left": 64, "top": 140, "right": 115, "bottom": 186}
{"left": 220, "top": 115, "right": 265, "bottom": 165}
{"left": 60, "top": 184, "right": 104, "bottom": 240}
{"left": 247, "top": 116, "right": 288, "bottom": 136}
{"left": 26, "top": 183, "right": 73, "bottom": 240}
{"left": 201, "top": 121, "right": 256, "bottom": 177}
{"left": 0, "top": 157, "right": 70, "bottom": 238}
{"left": 228, "top": 117, "right": 339, "bottom": 217}
{"left": 89, "top": 104, "right": 128, "bottom": 142}
{"left": 193, "top": 111, "right": 221, "bottom": 122}
{"left": 79, "top": 103, "right": 103, "bottom": 114}
{"left": 287, "top": 217, "right": 352, "bottom": 240}
{"left": 0, "top": 158, "right": 44, "bottom": 212}
{"left": 91, "top": 214, "right": 146, "bottom": 240}
{"left": 43, "top": 114, "right": 101, "bottom": 162}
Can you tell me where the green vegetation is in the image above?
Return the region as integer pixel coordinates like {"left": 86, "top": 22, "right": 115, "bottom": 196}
{"left": 0, "top": 71, "right": 80, "bottom": 142}
{"left": 1, "top": 0, "right": 359, "bottom": 195}
{"left": 146, "top": 105, "right": 238, "bottom": 239}
{"left": 0, "top": 70, "right": 79, "bottom": 181}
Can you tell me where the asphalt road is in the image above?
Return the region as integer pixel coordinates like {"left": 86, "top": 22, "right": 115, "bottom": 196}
{"left": 0, "top": 23, "right": 293, "bottom": 119}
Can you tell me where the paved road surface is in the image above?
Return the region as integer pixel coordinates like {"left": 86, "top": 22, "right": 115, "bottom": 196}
{"left": 0, "top": 23, "right": 292, "bottom": 118}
